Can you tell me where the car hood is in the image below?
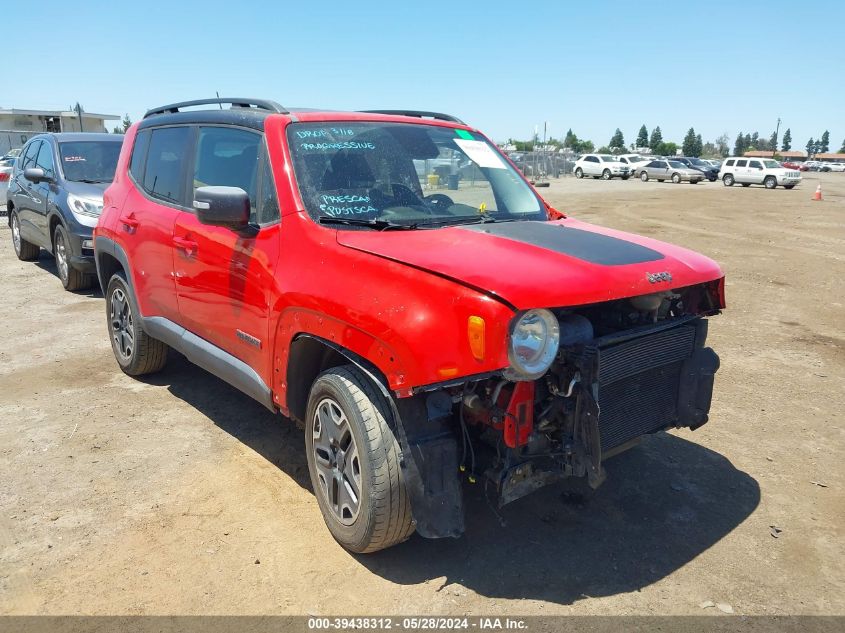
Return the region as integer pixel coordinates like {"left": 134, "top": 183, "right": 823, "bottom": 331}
{"left": 63, "top": 180, "right": 109, "bottom": 199}
{"left": 336, "top": 218, "right": 723, "bottom": 310}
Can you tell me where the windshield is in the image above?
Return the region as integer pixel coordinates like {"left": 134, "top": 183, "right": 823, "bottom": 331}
{"left": 599, "top": 155, "right": 616, "bottom": 162}
{"left": 58, "top": 141, "right": 122, "bottom": 183}
{"left": 668, "top": 161, "right": 686, "bottom": 169}
{"left": 689, "top": 158, "right": 707, "bottom": 166}
{"left": 763, "top": 160, "right": 780, "bottom": 168}
{"left": 287, "top": 122, "right": 543, "bottom": 228}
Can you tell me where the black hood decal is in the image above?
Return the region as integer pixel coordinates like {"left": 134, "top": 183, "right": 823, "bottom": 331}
{"left": 459, "top": 221, "right": 664, "bottom": 266}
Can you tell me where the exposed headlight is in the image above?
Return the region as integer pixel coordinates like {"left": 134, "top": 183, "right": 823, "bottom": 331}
{"left": 67, "top": 193, "right": 103, "bottom": 218}
{"left": 505, "top": 309, "right": 560, "bottom": 381}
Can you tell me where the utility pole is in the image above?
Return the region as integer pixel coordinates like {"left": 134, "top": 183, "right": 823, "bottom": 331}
{"left": 74, "top": 102, "right": 84, "bottom": 132}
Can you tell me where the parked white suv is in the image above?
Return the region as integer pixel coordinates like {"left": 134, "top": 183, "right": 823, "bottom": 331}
{"left": 720, "top": 157, "right": 801, "bottom": 189}
{"left": 573, "top": 154, "right": 631, "bottom": 180}
{"left": 617, "top": 154, "right": 651, "bottom": 173}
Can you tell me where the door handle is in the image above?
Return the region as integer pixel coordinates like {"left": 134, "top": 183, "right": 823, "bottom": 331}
{"left": 120, "top": 213, "right": 139, "bottom": 230}
{"left": 173, "top": 236, "right": 198, "bottom": 256}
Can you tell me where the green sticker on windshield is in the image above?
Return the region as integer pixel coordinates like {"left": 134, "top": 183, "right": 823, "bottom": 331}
{"left": 455, "top": 129, "right": 474, "bottom": 140}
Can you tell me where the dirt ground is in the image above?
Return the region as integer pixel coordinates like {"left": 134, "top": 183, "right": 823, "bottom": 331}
{"left": 0, "top": 172, "right": 843, "bottom": 616}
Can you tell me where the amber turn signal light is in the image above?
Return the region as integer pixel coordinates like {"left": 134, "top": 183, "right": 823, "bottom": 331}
{"left": 468, "top": 316, "right": 486, "bottom": 361}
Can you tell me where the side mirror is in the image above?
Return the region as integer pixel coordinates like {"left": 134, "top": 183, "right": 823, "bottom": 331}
{"left": 24, "top": 167, "right": 49, "bottom": 183}
{"left": 193, "top": 186, "right": 250, "bottom": 230}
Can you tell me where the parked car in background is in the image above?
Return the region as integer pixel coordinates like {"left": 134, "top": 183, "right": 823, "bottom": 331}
{"left": 782, "top": 161, "right": 802, "bottom": 170}
{"left": 616, "top": 154, "right": 651, "bottom": 173}
{"left": 826, "top": 162, "right": 845, "bottom": 172}
{"left": 636, "top": 159, "right": 705, "bottom": 184}
{"left": 93, "top": 97, "right": 724, "bottom": 553}
{"left": 719, "top": 157, "right": 801, "bottom": 189}
{"left": 803, "top": 160, "right": 822, "bottom": 172}
{"left": 0, "top": 155, "right": 15, "bottom": 206}
{"left": 573, "top": 154, "right": 631, "bottom": 179}
{"left": 674, "top": 157, "right": 719, "bottom": 181}
{"left": 6, "top": 133, "right": 123, "bottom": 290}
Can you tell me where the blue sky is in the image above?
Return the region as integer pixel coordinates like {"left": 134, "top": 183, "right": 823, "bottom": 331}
{"left": 5, "top": 0, "right": 844, "bottom": 150}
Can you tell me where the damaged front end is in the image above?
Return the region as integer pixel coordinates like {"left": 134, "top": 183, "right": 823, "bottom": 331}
{"left": 398, "top": 279, "right": 723, "bottom": 538}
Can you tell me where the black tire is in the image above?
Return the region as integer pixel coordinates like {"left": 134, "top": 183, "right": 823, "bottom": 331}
{"left": 54, "top": 225, "right": 93, "bottom": 291}
{"left": 105, "top": 272, "right": 168, "bottom": 376}
{"left": 621, "top": 176, "right": 630, "bottom": 180}
{"left": 305, "top": 365, "right": 414, "bottom": 553}
{"left": 742, "top": 183, "right": 751, "bottom": 187}
{"left": 601, "top": 169, "right": 611, "bottom": 180}
{"left": 784, "top": 184, "right": 795, "bottom": 190}
{"left": 723, "top": 174, "right": 735, "bottom": 186}
{"left": 708, "top": 175, "right": 717, "bottom": 182}
{"left": 640, "top": 171, "right": 649, "bottom": 182}
{"left": 764, "top": 176, "right": 777, "bottom": 189}
{"left": 671, "top": 172, "right": 682, "bottom": 184}
{"left": 10, "top": 211, "right": 40, "bottom": 261}
{"left": 574, "top": 167, "right": 583, "bottom": 179}
{"left": 658, "top": 179, "right": 665, "bottom": 182}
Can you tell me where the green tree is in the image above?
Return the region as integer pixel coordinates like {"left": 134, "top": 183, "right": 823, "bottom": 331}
{"left": 819, "top": 130, "right": 830, "bottom": 153}
{"left": 806, "top": 137, "right": 815, "bottom": 156}
{"left": 744, "top": 133, "right": 752, "bottom": 149}
{"left": 649, "top": 126, "right": 663, "bottom": 150}
{"left": 839, "top": 138, "right": 845, "bottom": 153}
{"left": 121, "top": 113, "right": 132, "bottom": 132}
{"left": 579, "top": 139, "right": 595, "bottom": 153}
{"left": 715, "top": 133, "right": 730, "bottom": 157}
{"left": 636, "top": 124, "right": 649, "bottom": 148}
{"left": 750, "top": 132, "right": 760, "bottom": 149}
{"left": 693, "top": 134, "right": 703, "bottom": 157}
{"left": 562, "top": 128, "right": 578, "bottom": 148}
{"left": 769, "top": 130, "right": 778, "bottom": 151}
{"left": 654, "top": 141, "right": 678, "bottom": 156}
{"left": 682, "top": 128, "right": 697, "bottom": 156}
{"left": 734, "top": 132, "right": 746, "bottom": 156}
{"left": 596, "top": 146, "right": 612, "bottom": 154}
{"left": 782, "top": 128, "right": 792, "bottom": 151}
{"left": 609, "top": 128, "right": 625, "bottom": 150}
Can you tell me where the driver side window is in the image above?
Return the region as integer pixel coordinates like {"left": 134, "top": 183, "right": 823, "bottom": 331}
{"left": 193, "top": 127, "right": 260, "bottom": 223}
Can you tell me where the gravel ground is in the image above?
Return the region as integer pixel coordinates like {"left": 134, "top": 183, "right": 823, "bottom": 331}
{"left": 0, "top": 173, "right": 843, "bottom": 615}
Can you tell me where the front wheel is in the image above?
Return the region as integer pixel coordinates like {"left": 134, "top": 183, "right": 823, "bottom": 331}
{"left": 671, "top": 173, "right": 682, "bottom": 184}
{"left": 11, "top": 211, "right": 40, "bottom": 261}
{"left": 764, "top": 176, "right": 777, "bottom": 189}
{"left": 723, "top": 174, "right": 735, "bottom": 186}
{"left": 640, "top": 171, "right": 649, "bottom": 182}
{"left": 601, "top": 169, "right": 611, "bottom": 180}
{"left": 574, "top": 168, "right": 583, "bottom": 179}
{"left": 54, "top": 225, "right": 93, "bottom": 291}
{"left": 105, "top": 273, "right": 168, "bottom": 376}
{"left": 306, "top": 365, "right": 414, "bottom": 553}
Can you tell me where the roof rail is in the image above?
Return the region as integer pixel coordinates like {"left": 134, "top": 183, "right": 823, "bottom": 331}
{"left": 144, "top": 98, "right": 288, "bottom": 119}
{"left": 359, "top": 110, "right": 465, "bottom": 125}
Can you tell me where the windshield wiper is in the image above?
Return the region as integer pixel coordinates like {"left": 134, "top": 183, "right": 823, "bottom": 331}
{"left": 73, "top": 178, "right": 110, "bottom": 184}
{"left": 318, "top": 216, "right": 416, "bottom": 231}
{"left": 424, "top": 215, "right": 523, "bottom": 228}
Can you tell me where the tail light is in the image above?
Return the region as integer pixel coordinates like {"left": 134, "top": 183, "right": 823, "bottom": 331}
{"left": 0, "top": 172, "right": 10, "bottom": 182}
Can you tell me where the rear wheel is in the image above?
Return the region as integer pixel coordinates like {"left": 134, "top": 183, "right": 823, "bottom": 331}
{"left": 601, "top": 169, "right": 611, "bottom": 180}
{"left": 11, "top": 211, "right": 40, "bottom": 261}
{"left": 574, "top": 168, "right": 583, "bottom": 179}
{"left": 105, "top": 273, "right": 168, "bottom": 376}
{"left": 640, "top": 172, "right": 649, "bottom": 182}
{"left": 306, "top": 365, "right": 414, "bottom": 553}
{"left": 723, "top": 174, "right": 735, "bottom": 186}
{"left": 784, "top": 184, "right": 795, "bottom": 190}
{"left": 764, "top": 176, "right": 777, "bottom": 189}
{"left": 672, "top": 173, "right": 682, "bottom": 184}
{"left": 54, "top": 225, "right": 93, "bottom": 291}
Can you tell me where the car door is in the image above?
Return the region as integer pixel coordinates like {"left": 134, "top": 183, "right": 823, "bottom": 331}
{"left": 747, "top": 160, "right": 764, "bottom": 184}
{"left": 12, "top": 140, "right": 47, "bottom": 246}
{"left": 585, "top": 155, "right": 600, "bottom": 176}
{"left": 734, "top": 159, "right": 749, "bottom": 183}
{"left": 173, "top": 126, "right": 281, "bottom": 379}
{"left": 32, "top": 140, "right": 58, "bottom": 246}
{"left": 119, "top": 125, "right": 191, "bottom": 321}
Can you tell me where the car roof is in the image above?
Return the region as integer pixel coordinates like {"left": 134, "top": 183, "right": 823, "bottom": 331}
{"left": 139, "top": 98, "right": 468, "bottom": 133}
{"left": 26, "top": 133, "right": 122, "bottom": 143}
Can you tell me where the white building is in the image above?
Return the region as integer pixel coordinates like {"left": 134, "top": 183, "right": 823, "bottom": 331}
{"left": 0, "top": 108, "right": 120, "bottom": 154}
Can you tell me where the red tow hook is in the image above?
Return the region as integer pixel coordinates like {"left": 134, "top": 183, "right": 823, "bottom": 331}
{"left": 503, "top": 381, "right": 534, "bottom": 448}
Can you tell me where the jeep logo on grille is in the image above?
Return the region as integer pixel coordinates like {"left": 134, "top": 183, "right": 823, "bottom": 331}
{"left": 646, "top": 271, "right": 673, "bottom": 283}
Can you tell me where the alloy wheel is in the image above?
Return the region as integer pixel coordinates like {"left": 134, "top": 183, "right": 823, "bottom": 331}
{"left": 11, "top": 214, "right": 21, "bottom": 255}
{"left": 311, "top": 397, "right": 362, "bottom": 525}
{"left": 110, "top": 287, "right": 134, "bottom": 361}
{"left": 55, "top": 232, "right": 69, "bottom": 283}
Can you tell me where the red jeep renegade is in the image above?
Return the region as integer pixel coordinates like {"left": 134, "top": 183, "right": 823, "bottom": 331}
{"left": 94, "top": 98, "right": 724, "bottom": 553}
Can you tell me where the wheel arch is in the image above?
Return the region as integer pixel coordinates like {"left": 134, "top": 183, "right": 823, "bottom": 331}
{"left": 286, "top": 334, "right": 392, "bottom": 425}
{"left": 93, "top": 236, "right": 133, "bottom": 296}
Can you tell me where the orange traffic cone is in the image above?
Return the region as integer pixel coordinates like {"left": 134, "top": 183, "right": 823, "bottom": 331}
{"left": 812, "top": 183, "right": 823, "bottom": 201}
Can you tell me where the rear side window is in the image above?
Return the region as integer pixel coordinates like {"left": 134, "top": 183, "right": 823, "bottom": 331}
{"left": 143, "top": 126, "right": 191, "bottom": 205}
{"left": 193, "top": 126, "right": 261, "bottom": 222}
{"left": 259, "top": 151, "right": 280, "bottom": 225}
{"left": 35, "top": 142, "right": 56, "bottom": 180}
{"left": 129, "top": 130, "right": 151, "bottom": 182}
